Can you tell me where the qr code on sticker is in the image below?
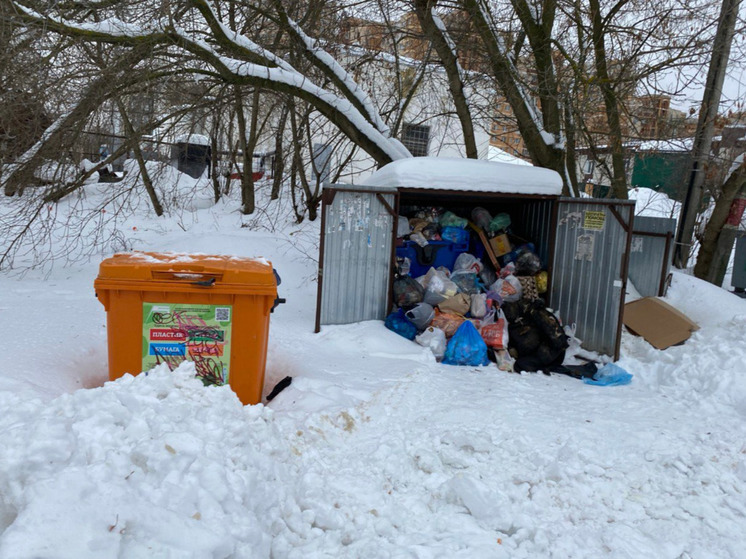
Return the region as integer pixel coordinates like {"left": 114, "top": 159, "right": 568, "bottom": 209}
{"left": 215, "top": 307, "right": 231, "bottom": 322}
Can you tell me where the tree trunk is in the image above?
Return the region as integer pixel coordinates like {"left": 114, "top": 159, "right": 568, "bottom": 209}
{"left": 271, "top": 103, "right": 289, "bottom": 200}
{"left": 693, "top": 161, "right": 746, "bottom": 281}
{"left": 465, "top": 0, "right": 567, "bottom": 189}
{"left": 116, "top": 100, "right": 163, "bottom": 216}
{"left": 234, "top": 87, "right": 255, "bottom": 215}
{"left": 674, "top": 0, "right": 741, "bottom": 268}
{"left": 412, "top": 0, "right": 478, "bottom": 158}
{"left": 589, "top": 0, "right": 628, "bottom": 200}
{"left": 210, "top": 118, "right": 221, "bottom": 203}
{"left": 563, "top": 101, "right": 581, "bottom": 197}
{"left": 290, "top": 107, "right": 322, "bottom": 221}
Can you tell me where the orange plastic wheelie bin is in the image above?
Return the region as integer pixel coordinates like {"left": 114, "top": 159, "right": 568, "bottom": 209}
{"left": 94, "top": 252, "right": 281, "bottom": 405}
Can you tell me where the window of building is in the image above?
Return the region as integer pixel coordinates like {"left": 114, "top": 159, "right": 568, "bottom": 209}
{"left": 401, "top": 123, "right": 430, "bottom": 157}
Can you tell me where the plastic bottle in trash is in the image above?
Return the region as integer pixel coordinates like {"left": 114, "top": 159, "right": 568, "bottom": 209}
{"left": 471, "top": 207, "right": 492, "bottom": 230}
{"left": 398, "top": 256, "right": 411, "bottom": 276}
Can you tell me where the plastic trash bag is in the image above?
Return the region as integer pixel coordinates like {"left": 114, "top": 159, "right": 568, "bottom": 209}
{"left": 481, "top": 309, "right": 509, "bottom": 349}
{"left": 451, "top": 270, "right": 480, "bottom": 295}
{"left": 441, "top": 226, "right": 469, "bottom": 245}
{"left": 422, "top": 268, "right": 459, "bottom": 305}
{"left": 479, "top": 267, "right": 497, "bottom": 288}
{"left": 384, "top": 308, "right": 417, "bottom": 340}
{"left": 488, "top": 213, "right": 511, "bottom": 233}
{"left": 415, "top": 326, "right": 447, "bottom": 361}
{"left": 454, "top": 253, "right": 483, "bottom": 273}
{"left": 405, "top": 303, "right": 435, "bottom": 330}
{"left": 583, "top": 363, "right": 633, "bottom": 386}
{"left": 515, "top": 251, "right": 542, "bottom": 275}
{"left": 490, "top": 275, "right": 522, "bottom": 303}
{"left": 443, "top": 321, "right": 490, "bottom": 366}
{"left": 431, "top": 310, "right": 465, "bottom": 337}
{"left": 393, "top": 275, "right": 424, "bottom": 307}
{"left": 493, "top": 348, "right": 515, "bottom": 372}
{"left": 535, "top": 271, "right": 548, "bottom": 294}
{"left": 470, "top": 293, "right": 488, "bottom": 319}
{"left": 485, "top": 290, "right": 504, "bottom": 307}
{"left": 424, "top": 288, "right": 449, "bottom": 307}
{"left": 428, "top": 271, "right": 459, "bottom": 297}
{"left": 471, "top": 207, "right": 492, "bottom": 230}
{"left": 397, "top": 216, "right": 411, "bottom": 238}
{"left": 498, "top": 262, "right": 516, "bottom": 278}
{"left": 439, "top": 211, "right": 468, "bottom": 228}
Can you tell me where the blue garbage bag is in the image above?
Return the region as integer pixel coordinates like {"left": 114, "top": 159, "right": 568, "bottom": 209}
{"left": 582, "top": 363, "right": 633, "bottom": 386}
{"left": 443, "top": 321, "right": 490, "bottom": 366}
{"left": 385, "top": 308, "right": 418, "bottom": 340}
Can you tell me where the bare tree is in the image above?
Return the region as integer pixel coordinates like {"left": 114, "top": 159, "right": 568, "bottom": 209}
{"left": 675, "top": 0, "right": 742, "bottom": 269}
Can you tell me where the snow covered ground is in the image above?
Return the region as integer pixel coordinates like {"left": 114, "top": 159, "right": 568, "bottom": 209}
{"left": 1, "top": 171, "right": 746, "bottom": 558}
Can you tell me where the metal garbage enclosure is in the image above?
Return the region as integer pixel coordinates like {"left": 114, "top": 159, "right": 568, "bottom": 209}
{"left": 315, "top": 158, "right": 634, "bottom": 360}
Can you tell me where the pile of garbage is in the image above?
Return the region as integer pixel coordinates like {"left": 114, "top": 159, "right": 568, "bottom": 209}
{"left": 386, "top": 206, "right": 569, "bottom": 372}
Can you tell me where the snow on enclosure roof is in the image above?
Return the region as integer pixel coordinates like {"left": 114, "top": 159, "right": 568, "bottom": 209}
{"left": 361, "top": 157, "right": 562, "bottom": 195}
{"left": 486, "top": 145, "right": 533, "bottom": 166}
{"left": 174, "top": 134, "right": 210, "bottom": 146}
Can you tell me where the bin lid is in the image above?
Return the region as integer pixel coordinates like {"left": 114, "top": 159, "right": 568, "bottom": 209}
{"left": 95, "top": 252, "right": 276, "bottom": 294}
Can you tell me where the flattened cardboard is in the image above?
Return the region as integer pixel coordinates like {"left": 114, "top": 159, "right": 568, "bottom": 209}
{"left": 623, "top": 297, "right": 699, "bottom": 350}
{"left": 489, "top": 233, "right": 512, "bottom": 257}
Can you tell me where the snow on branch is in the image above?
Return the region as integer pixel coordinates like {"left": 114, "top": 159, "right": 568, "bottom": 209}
{"left": 474, "top": 0, "right": 558, "bottom": 148}
{"left": 285, "top": 18, "right": 394, "bottom": 140}
{"left": 10, "top": 0, "right": 410, "bottom": 164}
{"left": 13, "top": 1, "right": 162, "bottom": 38}
{"left": 169, "top": 27, "right": 409, "bottom": 162}
{"left": 191, "top": 0, "right": 296, "bottom": 73}
{"left": 430, "top": 8, "right": 464, "bottom": 83}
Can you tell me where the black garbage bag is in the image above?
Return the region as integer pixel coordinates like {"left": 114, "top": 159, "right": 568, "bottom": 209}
{"left": 508, "top": 317, "right": 542, "bottom": 356}
{"left": 527, "top": 300, "right": 569, "bottom": 350}
{"left": 393, "top": 275, "right": 424, "bottom": 307}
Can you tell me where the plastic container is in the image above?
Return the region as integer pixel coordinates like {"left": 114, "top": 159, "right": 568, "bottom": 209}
{"left": 94, "top": 252, "right": 280, "bottom": 405}
{"left": 396, "top": 239, "right": 469, "bottom": 277}
{"left": 405, "top": 303, "right": 435, "bottom": 330}
{"left": 441, "top": 226, "right": 470, "bottom": 245}
{"left": 499, "top": 243, "right": 536, "bottom": 268}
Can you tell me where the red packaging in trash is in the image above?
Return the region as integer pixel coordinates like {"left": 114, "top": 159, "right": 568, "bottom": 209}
{"left": 431, "top": 310, "right": 465, "bottom": 338}
{"left": 481, "top": 317, "right": 509, "bottom": 349}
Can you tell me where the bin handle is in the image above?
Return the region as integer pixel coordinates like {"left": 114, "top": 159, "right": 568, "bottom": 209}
{"left": 151, "top": 271, "right": 222, "bottom": 286}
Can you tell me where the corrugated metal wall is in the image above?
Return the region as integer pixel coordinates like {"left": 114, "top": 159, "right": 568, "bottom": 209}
{"left": 628, "top": 216, "right": 676, "bottom": 297}
{"left": 550, "top": 200, "right": 633, "bottom": 357}
{"left": 519, "top": 199, "right": 555, "bottom": 268}
{"left": 319, "top": 185, "right": 397, "bottom": 326}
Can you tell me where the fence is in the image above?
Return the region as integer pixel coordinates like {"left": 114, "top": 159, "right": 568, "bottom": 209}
{"left": 627, "top": 216, "right": 676, "bottom": 297}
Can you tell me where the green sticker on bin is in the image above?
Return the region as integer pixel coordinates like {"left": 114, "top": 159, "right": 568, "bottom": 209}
{"left": 142, "top": 302, "right": 232, "bottom": 386}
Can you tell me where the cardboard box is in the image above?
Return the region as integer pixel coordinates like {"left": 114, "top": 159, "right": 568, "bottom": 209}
{"left": 623, "top": 297, "right": 699, "bottom": 350}
{"left": 489, "top": 233, "right": 512, "bottom": 257}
